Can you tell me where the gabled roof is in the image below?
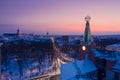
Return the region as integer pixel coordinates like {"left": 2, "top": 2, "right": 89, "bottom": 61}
{"left": 60, "top": 54, "right": 97, "bottom": 80}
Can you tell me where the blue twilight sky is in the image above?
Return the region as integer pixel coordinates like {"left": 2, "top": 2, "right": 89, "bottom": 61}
{"left": 0, "top": 0, "right": 120, "bottom": 35}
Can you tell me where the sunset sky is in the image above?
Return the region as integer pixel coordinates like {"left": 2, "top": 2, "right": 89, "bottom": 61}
{"left": 0, "top": 0, "right": 120, "bottom": 35}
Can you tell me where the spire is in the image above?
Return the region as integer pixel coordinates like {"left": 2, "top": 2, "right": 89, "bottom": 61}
{"left": 83, "top": 16, "right": 92, "bottom": 45}
{"left": 17, "top": 27, "right": 20, "bottom": 36}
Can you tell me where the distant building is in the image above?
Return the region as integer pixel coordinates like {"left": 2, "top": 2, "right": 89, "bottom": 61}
{"left": 3, "top": 29, "right": 20, "bottom": 37}
{"left": 62, "top": 35, "right": 69, "bottom": 42}
{"left": 17, "top": 28, "right": 20, "bottom": 36}
{"left": 46, "top": 32, "right": 49, "bottom": 36}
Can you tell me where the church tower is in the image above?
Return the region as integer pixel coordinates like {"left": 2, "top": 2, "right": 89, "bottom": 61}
{"left": 83, "top": 16, "right": 93, "bottom": 45}
{"left": 79, "top": 16, "right": 95, "bottom": 62}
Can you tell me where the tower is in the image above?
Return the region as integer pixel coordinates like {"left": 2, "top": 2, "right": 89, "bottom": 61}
{"left": 79, "top": 16, "right": 95, "bottom": 61}
{"left": 83, "top": 16, "right": 93, "bottom": 45}
{"left": 17, "top": 28, "right": 20, "bottom": 36}
{"left": 46, "top": 32, "right": 49, "bottom": 36}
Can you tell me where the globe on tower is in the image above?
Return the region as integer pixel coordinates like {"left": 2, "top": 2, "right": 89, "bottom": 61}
{"left": 85, "top": 16, "right": 91, "bottom": 22}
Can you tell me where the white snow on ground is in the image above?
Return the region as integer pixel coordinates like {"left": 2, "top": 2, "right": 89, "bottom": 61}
{"left": 1, "top": 54, "right": 60, "bottom": 80}
{"left": 29, "top": 68, "right": 60, "bottom": 80}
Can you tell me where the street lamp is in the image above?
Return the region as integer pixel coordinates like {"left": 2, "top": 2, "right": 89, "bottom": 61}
{"left": 0, "top": 43, "right": 3, "bottom": 80}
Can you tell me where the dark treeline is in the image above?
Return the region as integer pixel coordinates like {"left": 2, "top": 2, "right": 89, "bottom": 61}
{"left": 1, "top": 39, "right": 54, "bottom": 62}
{"left": 2, "top": 39, "right": 53, "bottom": 53}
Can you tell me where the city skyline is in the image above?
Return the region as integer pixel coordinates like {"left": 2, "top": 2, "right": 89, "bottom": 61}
{"left": 1, "top": 0, "right": 120, "bottom": 35}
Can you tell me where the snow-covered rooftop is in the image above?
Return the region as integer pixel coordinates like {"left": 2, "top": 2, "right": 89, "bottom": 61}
{"left": 60, "top": 54, "right": 97, "bottom": 80}
{"left": 92, "top": 49, "right": 104, "bottom": 57}
{"left": 106, "top": 43, "right": 120, "bottom": 51}
{"left": 112, "top": 60, "right": 120, "bottom": 71}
